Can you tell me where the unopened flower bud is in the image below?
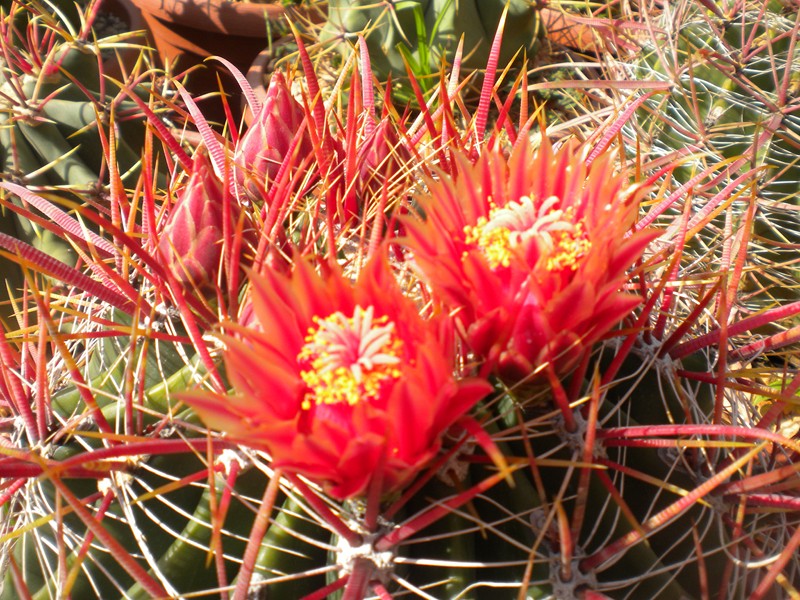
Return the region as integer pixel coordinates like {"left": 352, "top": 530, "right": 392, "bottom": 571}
{"left": 234, "top": 71, "right": 310, "bottom": 200}
{"left": 158, "top": 152, "right": 226, "bottom": 291}
{"left": 357, "top": 118, "right": 410, "bottom": 201}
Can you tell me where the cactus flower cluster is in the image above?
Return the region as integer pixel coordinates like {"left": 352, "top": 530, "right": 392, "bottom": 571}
{"left": 2, "top": 1, "right": 800, "bottom": 598}
{"left": 177, "top": 133, "right": 656, "bottom": 502}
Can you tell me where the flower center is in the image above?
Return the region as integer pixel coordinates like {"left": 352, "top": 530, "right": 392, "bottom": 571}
{"left": 298, "top": 306, "right": 403, "bottom": 409}
{"left": 464, "top": 218, "right": 514, "bottom": 269}
{"left": 463, "top": 196, "right": 591, "bottom": 272}
{"left": 543, "top": 222, "right": 592, "bottom": 271}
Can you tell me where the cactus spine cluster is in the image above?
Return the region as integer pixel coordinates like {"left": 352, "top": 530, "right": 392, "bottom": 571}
{"left": 626, "top": 0, "right": 799, "bottom": 305}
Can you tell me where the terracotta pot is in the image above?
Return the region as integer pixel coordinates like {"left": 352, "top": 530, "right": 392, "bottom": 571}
{"left": 130, "top": 0, "right": 295, "bottom": 123}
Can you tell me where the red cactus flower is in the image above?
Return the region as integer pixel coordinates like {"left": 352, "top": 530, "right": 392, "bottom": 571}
{"left": 234, "top": 71, "right": 311, "bottom": 200}
{"left": 182, "top": 256, "right": 491, "bottom": 500}
{"left": 158, "top": 151, "right": 229, "bottom": 291}
{"left": 401, "top": 139, "right": 657, "bottom": 385}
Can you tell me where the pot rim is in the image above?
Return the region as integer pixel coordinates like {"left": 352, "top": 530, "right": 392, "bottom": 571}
{"left": 130, "top": 0, "right": 288, "bottom": 37}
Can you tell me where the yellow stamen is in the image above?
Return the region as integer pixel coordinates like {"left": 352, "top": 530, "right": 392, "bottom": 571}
{"left": 545, "top": 223, "right": 592, "bottom": 272}
{"left": 298, "top": 306, "right": 403, "bottom": 409}
{"left": 463, "top": 196, "right": 591, "bottom": 272}
{"left": 464, "top": 216, "right": 514, "bottom": 269}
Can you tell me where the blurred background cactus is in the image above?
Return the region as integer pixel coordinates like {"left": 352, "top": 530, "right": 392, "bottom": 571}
{"left": 1, "top": 1, "right": 799, "bottom": 599}
{"left": 320, "top": 0, "right": 542, "bottom": 100}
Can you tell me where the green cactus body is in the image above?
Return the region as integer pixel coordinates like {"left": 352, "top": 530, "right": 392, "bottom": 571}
{"left": 632, "top": 1, "right": 800, "bottom": 308}
{"left": 6, "top": 460, "right": 185, "bottom": 598}
{"left": 124, "top": 469, "right": 232, "bottom": 600}
{"left": 246, "top": 496, "right": 328, "bottom": 596}
{"left": 2, "top": 450, "right": 276, "bottom": 599}
{"left": 638, "top": 7, "right": 799, "bottom": 199}
{"left": 0, "top": 2, "right": 154, "bottom": 272}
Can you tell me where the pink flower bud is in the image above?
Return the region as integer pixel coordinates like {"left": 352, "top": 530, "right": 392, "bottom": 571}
{"left": 158, "top": 152, "right": 226, "bottom": 290}
{"left": 234, "top": 71, "right": 310, "bottom": 200}
{"left": 357, "top": 118, "right": 410, "bottom": 201}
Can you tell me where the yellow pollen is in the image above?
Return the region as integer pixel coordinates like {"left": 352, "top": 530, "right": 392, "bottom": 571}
{"left": 464, "top": 216, "right": 516, "bottom": 269}
{"left": 463, "top": 197, "right": 592, "bottom": 273}
{"left": 545, "top": 223, "right": 592, "bottom": 271}
{"left": 297, "top": 306, "right": 403, "bottom": 409}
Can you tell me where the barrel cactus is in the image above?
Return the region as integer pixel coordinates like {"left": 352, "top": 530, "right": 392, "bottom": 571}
{"left": 623, "top": 0, "right": 800, "bottom": 306}
{"left": 0, "top": 0, "right": 154, "bottom": 266}
{"left": 1, "top": 6, "right": 799, "bottom": 600}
